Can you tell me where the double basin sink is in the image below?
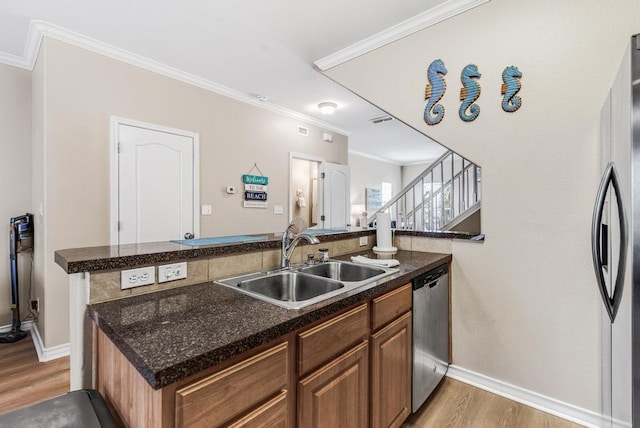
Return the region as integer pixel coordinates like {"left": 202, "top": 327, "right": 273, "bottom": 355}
{"left": 215, "top": 260, "right": 398, "bottom": 310}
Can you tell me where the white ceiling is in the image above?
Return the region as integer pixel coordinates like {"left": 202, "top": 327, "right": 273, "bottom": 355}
{"left": 0, "top": 0, "right": 483, "bottom": 164}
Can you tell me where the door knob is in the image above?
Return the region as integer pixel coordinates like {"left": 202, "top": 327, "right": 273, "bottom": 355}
{"left": 184, "top": 233, "right": 194, "bottom": 239}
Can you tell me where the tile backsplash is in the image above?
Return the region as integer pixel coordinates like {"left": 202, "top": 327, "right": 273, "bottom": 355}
{"left": 88, "top": 234, "right": 381, "bottom": 304}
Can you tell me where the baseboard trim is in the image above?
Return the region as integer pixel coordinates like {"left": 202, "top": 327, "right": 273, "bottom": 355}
{"left": 0, "top": 321, "right": 70, "bottom": 362}
{"left": 447, "top": 365, "right": 602, "bottom": 428}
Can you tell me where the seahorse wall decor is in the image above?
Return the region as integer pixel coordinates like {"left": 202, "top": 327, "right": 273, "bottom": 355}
{"left": 459, "top": 64, "right": 481, "bottom": 122}
{"left": 501, "top": 65, "right": 522, "bottom": 112}
{"left": 424, "top": 59, "right": 447, "bottom": 125}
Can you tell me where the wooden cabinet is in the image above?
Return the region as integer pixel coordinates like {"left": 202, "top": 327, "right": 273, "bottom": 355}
{"left": 95, "top": 280, "right": 422, "bottom": 428}
{"left": 297, "top": 303, "right": 370, "bottom": 427}
{"left": 369, "top": 283, "right": 413, "bottom": 428}
{"left": 370, "top": 311, "right": 412, "bottom": 428}
{"left": 175, "top": 341, "right": 289, "bottom": 427}
{"left": 298, "top": 341, "right": 369, "bottom": 428}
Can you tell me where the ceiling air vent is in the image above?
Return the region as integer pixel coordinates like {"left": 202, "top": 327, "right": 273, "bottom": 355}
{"left": 297, "top": 125, "right": 309, "bottom": 136}
{"left": 369, "top": 115, "right": 393, "bottom": 124}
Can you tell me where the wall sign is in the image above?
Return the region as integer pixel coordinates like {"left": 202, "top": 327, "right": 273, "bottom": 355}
{"left": 243, "top": 164, "right": 268, "bottom": 208}
{"left": 243, "top": 200, "right": 268, "bottom": 208}
{"left": 245, "top": 191, "right": 267, "bottom": 201}
{"left": 242, "top": 174, "right": 269, "bottom": 185}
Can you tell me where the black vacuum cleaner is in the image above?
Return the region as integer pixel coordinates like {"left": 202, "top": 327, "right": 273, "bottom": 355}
{"left": 0, "top": 213, "right": 33, "bottom": 344}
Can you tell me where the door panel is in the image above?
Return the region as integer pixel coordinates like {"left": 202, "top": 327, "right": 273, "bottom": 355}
{"left": 321, "top": 162, "right": 350, "bottom": 229}
{"left": 117, "top": 122, "right": 197, "bottom": 245}
{"left": 298, "top": 341, "right": 368, "bottom": 428}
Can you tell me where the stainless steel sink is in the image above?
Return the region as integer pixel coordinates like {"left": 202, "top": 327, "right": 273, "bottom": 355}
{"left": 298, "top": 261, "right": 386, "bottom": 282}
{"left": 215, "top": 259, "right": 398, "bottom": 310}
{"left": 237, "top": 272, "right": 343, "bottom": 302}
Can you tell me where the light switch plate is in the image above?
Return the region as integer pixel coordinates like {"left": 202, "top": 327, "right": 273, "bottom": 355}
{"left": 158, "top": 262, "right": 187, "bottom": 283}
{"left": 274, "top": 205, "right": 284, "bottom": 215}
{"left": 121, "top": 266, "right": 155, "bottom": 290}
{"left": 201, "top": 205, "right": 212, "bottom": 215}
{"left": 359, "top": 236, "right": 368, "bottom": 246}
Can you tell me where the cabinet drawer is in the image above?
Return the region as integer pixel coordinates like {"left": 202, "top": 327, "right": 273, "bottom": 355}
{"left": 228, "top": 390, "right": 288, "bottom": 428}
{"left": 175, "top": 341, "right": 288, "bottom": 428}
{"left": 371, "top": 283, "right": 412, "bottom": 331}
{"left": 298, "top": 303, "right": 369, "bottom": 376}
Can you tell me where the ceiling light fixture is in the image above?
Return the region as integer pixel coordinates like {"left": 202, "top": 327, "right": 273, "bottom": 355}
{"left": 318, "top": 102, "right": 337, "bottom": 115}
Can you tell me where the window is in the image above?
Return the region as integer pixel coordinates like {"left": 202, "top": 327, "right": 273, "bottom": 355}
{"left": 381, "top": 182, "right": 392, "bottom": 205}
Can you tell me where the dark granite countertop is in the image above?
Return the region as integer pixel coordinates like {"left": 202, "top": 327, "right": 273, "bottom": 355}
{"left": 55, "top": 229, "right": 478, "bottom": 274}
{"left": 55, "top": 230, "right": 376, "bottom": 274}
{"left": 88, "top": 250, "right": 451, "bottom": 390}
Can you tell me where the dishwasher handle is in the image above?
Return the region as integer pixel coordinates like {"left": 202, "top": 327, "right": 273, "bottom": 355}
{"left": 427, "top": 279, "right": 440, "bottom": 288}
{"left": 412, "top": 263, "right": 448, "bottom": 290}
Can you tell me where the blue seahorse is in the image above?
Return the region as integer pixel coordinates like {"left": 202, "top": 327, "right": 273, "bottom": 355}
{"left": 501, "top": 65, "right": 522, "bottom": 112}
{"left": 459, "top": 64, "right": 481, "bottom": 122}
{"left": 424, "top": 59, "right": 447, "bottom": 125}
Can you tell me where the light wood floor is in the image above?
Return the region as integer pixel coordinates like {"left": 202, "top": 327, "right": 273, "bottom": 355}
{"left": 0, "top": 336, "right": 583, "bottom": 427}
{"left": 404, "top": 377, "right": 584, "bottom": 428}
{"left": 0, "top": 332, "right": 70, "bottom": 414}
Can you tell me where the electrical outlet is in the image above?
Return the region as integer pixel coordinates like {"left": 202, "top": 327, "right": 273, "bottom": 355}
{"left": 121, "top": 266, "right": 155, "bottom": 290}
{"left": 359, "top": 236, "right": 368, "bottom": 246}
{"left": 158, "top": 262, "right": 187, "bottom": 283}
{"left": 30, "top": 298, "right": 39, "bottom": 312}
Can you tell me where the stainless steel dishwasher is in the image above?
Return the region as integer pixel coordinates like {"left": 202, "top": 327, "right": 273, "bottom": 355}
{"left": 412, "top": 263, "right": 449, "bottom": 412}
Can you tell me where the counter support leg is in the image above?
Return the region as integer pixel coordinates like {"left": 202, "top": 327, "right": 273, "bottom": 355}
{"left": 69, "top": 272, "right": 91, "bottom": 390}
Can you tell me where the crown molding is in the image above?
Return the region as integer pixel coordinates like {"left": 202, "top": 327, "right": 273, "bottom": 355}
{"left": 1, "top": 20, "right": 350, "bottom": 136}
{"left": 348, "top": 149, "right": 401, "bottom": 165}
{"left": 314, "top": 0, "right": 490, "bottom": 71}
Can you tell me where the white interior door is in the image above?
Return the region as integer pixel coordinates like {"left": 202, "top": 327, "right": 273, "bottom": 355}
{"left": 321, "top": 162, "right": 350, "bottom": 229}
{"left": 112, "top": 118, "right": 199, "bottom": 245}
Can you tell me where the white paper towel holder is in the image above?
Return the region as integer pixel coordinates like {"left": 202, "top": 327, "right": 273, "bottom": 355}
{"left": 372, "top": 246, "right": 397, "bottom": 259}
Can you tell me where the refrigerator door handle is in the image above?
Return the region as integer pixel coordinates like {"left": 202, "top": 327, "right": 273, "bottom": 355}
{"left": 600, "top": 223, "right": 608, "bottom": 269}
{"left": 591, "top": 162, "right": 628, "bottom": 323}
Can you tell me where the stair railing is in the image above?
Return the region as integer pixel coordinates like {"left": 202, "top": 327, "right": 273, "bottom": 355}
{"left": 369, "top": 150, "right": 481, "bottom": 231}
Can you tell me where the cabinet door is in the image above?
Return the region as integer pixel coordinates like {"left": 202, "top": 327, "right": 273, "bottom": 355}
{"left": 370, "top": 311, "right": 412, "bottom": 428}
{"left": 298, "top": 341, "right": 369, "bottom": 428}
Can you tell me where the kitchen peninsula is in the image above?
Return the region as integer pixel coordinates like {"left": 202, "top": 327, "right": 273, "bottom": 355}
{"left": 55, "top": 230, "right": 471, "bottom": 426}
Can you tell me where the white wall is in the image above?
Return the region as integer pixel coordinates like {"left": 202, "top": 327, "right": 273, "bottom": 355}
{"left": 401, "top": 163, "right": 428, "bottom": 189}
{"left": 349, "top": 152, "right": 401, "bottom": 220}
{"left": 324, "top": 0, "right": 640, "bottom": 413}
{"left": 0, "top": 64, "right": 32, "bottom": 327}
{"left": 34, "top": 38, "right": 348, "bottom": 347}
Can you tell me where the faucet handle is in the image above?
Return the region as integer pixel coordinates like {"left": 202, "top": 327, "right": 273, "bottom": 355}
{"left": 306, "top": 253, "right": 315, "bottom": 264}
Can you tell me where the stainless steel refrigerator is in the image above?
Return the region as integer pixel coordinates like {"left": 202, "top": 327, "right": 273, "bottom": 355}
{"left": 594, "top": 34, "right": 640, "bottom": 428}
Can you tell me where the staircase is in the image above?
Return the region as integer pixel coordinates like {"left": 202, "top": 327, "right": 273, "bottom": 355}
{"left": 369, "top": 151, "right": 481, "bottom": 232}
